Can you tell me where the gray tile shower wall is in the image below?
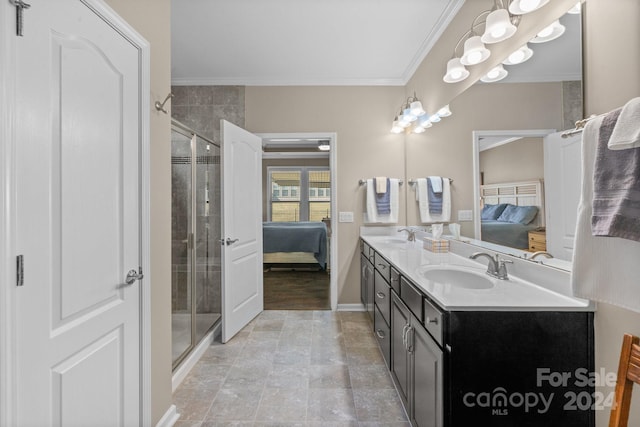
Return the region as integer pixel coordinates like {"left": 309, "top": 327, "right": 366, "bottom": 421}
{"left": 171, "top": 85, "right": 245, "bottom": 143}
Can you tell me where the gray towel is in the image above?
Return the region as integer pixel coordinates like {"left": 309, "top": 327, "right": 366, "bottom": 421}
{"left": 374, "top": 178, "right": 391, "bottom": 214}
{"left": 427, "top": 177, "right": 443, "bottom": 214}
{"left": 592, "top": 108, "right": 640, "bottom": 241}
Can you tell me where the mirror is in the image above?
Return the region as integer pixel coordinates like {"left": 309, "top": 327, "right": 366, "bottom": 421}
{"left": 406, "top": 6, "right": 583, "bottom": 271}
{"left": 470, "top": 9, "right": 582, "bottom": 267}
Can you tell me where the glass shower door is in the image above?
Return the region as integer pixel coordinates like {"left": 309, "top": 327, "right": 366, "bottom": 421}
{"left": 171, "top": 127, "right": 193, "bottom": 363}
{"left": 194, "top": 136, "right": 221, "bottom": 343}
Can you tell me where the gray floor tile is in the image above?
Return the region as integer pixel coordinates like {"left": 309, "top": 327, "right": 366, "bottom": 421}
{"left": 307, "top": 388, "right": 357, "bottom": 422}
{"left": 173, "top": 310, "right": 407, "bottom": 426}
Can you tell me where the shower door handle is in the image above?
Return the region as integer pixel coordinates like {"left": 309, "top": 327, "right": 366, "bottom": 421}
{"left": 125, "top": 268, "right": 144, "bottom": 286}
{"left": 225, "top": 238, "right": 239, "bottom": 246}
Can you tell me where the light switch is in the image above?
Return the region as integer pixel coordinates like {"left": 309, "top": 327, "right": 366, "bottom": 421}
{"left": 458, "top": 210, "right": 473, "bottom": 221}
{"left": 339, "top": 211, "right": 354, "bottom": 223}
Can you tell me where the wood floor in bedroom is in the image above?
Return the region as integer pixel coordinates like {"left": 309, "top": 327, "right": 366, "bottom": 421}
{"left": 263, "top": 269, "right": 330, "bottom": 310}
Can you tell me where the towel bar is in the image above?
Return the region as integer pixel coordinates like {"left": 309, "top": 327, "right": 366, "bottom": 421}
{"left": 408, "top": 178, "right": 453, "bottom": 185}
{"left": 358, "top": 179, "right": 404, "bottom": 186}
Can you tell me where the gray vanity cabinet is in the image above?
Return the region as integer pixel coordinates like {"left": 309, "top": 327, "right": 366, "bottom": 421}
{"left": 391, "top": 292, "right": 443, "bottom": 427}
{"left": 360, "top": 241, "right": 375, "bottom": 321}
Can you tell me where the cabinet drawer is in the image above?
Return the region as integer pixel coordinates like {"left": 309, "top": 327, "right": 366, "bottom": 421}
{"left": 390, "top": 267, "right": 401, "bottom": 294}
{"left": 400, "top": 277, "right": 423, "bottom": 322}
{"left": 423, "top": 297, "right": 443, "bottom": 346}
{"left": 374, "top": 306, "right": 391, "bottom": 368}
{"left": 374, "top": 252, "right": 391, "bottom": 282}
{"left": 374, "top": 270, "right": 391, "bottom": 325}
{"left": 529, "top": 242, "right": 547, "bottom": 252}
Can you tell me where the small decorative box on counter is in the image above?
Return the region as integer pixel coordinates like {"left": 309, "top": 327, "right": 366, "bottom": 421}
{"left": 423, "top": 236, "right": 449, "bottom": 253}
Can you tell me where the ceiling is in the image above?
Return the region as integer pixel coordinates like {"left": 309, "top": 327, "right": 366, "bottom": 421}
{"left": 170, "top": 0, "right": 581, "bottom": 87}
{"left": 171, "top": 0, "right": 465, "bottom": 86}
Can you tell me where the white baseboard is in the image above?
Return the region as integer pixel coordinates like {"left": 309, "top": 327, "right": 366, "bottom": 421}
{"left": 155, "top": 404, "right": 179, "bottom": 427}
{"left": 337, "top": 303, "right": 365, "bottom": 311}
{"left": 171, "top": 322, "right": 220, "bottom": 392}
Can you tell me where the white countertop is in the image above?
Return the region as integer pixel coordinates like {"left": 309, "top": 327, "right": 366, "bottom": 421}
{"left": 361, "top": 234, "right": 594, "bottom": 312}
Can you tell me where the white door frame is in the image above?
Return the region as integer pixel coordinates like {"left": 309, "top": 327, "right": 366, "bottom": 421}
{"left": 0, "top": 1, "right": 151, "bottom": 425}
{"left": 472, "top": 129, "right": 555, "bottom": 241}
{"left": 258, "top": 132, "right": 338, "bottom": 311}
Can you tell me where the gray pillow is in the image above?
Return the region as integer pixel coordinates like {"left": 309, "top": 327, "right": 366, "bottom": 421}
{"left": 497, "top": 204, "right": 538, "bottom": 225}
{"left": 481, "top": 203, "right": 508, "bottom": 220}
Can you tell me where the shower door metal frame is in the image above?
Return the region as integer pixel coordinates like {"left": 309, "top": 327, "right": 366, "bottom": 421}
{"left": 171, "top": 120, "right": 220, "bottom": 370}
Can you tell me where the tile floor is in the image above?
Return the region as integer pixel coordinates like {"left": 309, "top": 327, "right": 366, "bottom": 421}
{"left": 173, "top": 310, "right": 410, "bottom": 427}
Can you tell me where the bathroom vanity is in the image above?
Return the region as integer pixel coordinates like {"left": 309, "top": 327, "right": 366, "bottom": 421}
{"left": 360, "top": 232, "right": 595, "bottom": 427}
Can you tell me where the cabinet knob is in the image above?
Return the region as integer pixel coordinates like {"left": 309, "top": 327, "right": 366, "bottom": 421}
{"left": 426, "top": 316, "right": 438, "bottom": 325}
{"left": 376, "top": 291, "right": 386, "bottom": 299}
{"left": 376, "top": 330, "right": 385, "bottom": 339}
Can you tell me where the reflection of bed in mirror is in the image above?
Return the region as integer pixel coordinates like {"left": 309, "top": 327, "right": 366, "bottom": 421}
{"left": 263, "top": 221, "right": 328, "bottom": 270}
{"left": 480, "top": 180, "right": 545, "bottom": 250}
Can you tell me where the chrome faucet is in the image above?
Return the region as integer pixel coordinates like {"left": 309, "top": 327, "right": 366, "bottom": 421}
{"left": 398, "top": 228, "right": 416, "bottom": 242}
{"left": 469, "top": 252, "right": 513, "bottom": 280}
{"left": 529, "top": 251, "right": 554, "bottom": 262}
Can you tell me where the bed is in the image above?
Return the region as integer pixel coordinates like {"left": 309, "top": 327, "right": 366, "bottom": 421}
{"left": 263, "top": 221, "right": 328, "bottom": 269}
{"left": 480, "top": 180, "right": 545, "bottom": 250}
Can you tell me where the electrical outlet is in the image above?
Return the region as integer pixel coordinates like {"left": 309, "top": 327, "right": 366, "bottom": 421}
{"left": 338, "top": 212, "right": 354, "bottom": 223}
{"left": 458, "top": 210, "right": 473, "bottom": 221}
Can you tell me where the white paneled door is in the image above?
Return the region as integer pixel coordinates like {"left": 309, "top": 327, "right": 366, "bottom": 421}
{"left": 221, "top": 121, "right": 263, "bottom": 342}
{"left": 544, "top": 131, "right": 582, "bottom": 261}
{"left": 11, "top": 1, "right": 147, "bottom": 425}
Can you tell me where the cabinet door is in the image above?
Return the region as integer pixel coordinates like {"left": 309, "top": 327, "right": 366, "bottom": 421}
{"left": 391, "top": 293, "right": 411, "bottom": 409}
{"left": 366, "top": 262, "right": 375, "bottom": 321}
{"left": 360, "top": 253, "right": 368, "bottom": 306}
{"left": 412, "top": 322, "right": 443, "bottom": 427}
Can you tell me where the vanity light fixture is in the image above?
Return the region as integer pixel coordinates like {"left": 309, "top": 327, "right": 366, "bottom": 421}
{"left": 502, "top": 43, "right": 534, "bottom": 65}
{"left": 460, "top": 35, "right": 491, "bottom": 66}
{"left": 567, "top": 2, "right": 581, "bottom": 14}
{"left": 413, "top": 116, "right": 434, "bottom": 134}
{"left": 390, "top": 117, "right": 404, "bottom": 134}
{"left": 437, "top": 105, "right": 452, "bottom": 117}
{"left": 481, "top": 8, "right": 517, "bottom": 44}
{"left": 443, "top": 57, "right": 470, "bottom": 83}
{"left": 480, "top": 64, "right": 508, "bottom": 83}
{"left": 508, "top": 0, "right": 549, "bottom": 15}
{"left": 429, "top": 114, "right": 442, "bottom": 123}
{"left": 530, "top": 19, "right": 565, "bottom": 43}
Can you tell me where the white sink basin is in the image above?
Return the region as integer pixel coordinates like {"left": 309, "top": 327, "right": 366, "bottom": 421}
{"left": 383, "top": 238, "right": 408, "bottom": 244}
{"left": 416, "top": 266, "right": 495, "bottom": 290}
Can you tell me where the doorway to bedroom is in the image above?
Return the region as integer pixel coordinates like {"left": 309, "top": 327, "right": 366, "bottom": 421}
{"left": 260, "top": 134, "right": 336, "bottom": 310}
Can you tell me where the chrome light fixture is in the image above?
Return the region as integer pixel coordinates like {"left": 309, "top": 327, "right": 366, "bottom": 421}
{"left": 443, "top": 57, "right": 470, "bottom": 83}
{"left": 460, "top": 35, "right": 491, "bottom": 65}
{"left": 508, "top": 0, "right": 549, "bottom": 15}
{"left": 481, "top": 8, "right": 517, "bottom": 44}
{"left": 530, "top": 20, "right": 565, "bottom": 43}
{"left": 502, "top": 43, "right": 534, "bottom": 65}
{"left": 481, "top": 64, "right": 508, "bottom": 83}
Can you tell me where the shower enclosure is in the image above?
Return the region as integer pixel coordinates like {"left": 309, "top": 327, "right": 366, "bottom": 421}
{"left": 171, "top": 120, "right": 221, "bottom": 368}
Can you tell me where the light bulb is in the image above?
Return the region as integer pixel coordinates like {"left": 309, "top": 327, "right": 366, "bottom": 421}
{"left": 410, "top": 100, "right": 425, "bottom": 117}
{"left": 466, "top": 51, "right": 482, "bottom": 64}
{"left": 491, "top": 27, "right": 506, "bottom": 38}
{"left": 413, "top": 126, "right": 426, "bottom": 134}
{"left": 451, "top": 70, "right": 462, "bottom": 79}
{"left": 503, "top": 44, "right": 533, "bottom": 65}
{"left": 509, "top": 50, "right": 525, "bottom": 63}
{"left": 487, "top": 68, "right": 500, "bottom": 79}
{"left": 437, "top": 105, "right": 452, "bottom": 117}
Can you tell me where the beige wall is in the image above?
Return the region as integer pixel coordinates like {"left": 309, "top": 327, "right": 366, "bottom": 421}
{"left": 583, "top": 0, "right": 640, "bottom": 425}
{"left": 246, "top": 86, "right": 406, "bottom": 304}
{"left": 102, "top": 1, "right": 173, "bottom": 425}
{"left": 479, "top": 137, "right": 544, "bottom": 185}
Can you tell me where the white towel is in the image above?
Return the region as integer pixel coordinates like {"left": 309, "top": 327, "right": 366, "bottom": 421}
{"left": 415, "top": 178, "right": 451, "bottom": 223}
{"left": 571, "top": 114, "right": 640, "bottom": 313}
{"left": 608, "top": 97, "right": 640, "bottom": 150}
{"left": 375, "top": 176, "right": 387, "bottom": 194}
{"left": 428, "top": 176, "right": 443, "bottom": 193}
{"left": 365, "top": 178, "right": 399, "bottom": 224}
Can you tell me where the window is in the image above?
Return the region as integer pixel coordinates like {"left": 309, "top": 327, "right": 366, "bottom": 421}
{"left": 268, "top": 167, "right": 330, "bottom": 222}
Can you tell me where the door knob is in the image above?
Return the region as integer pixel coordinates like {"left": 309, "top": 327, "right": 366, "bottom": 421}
{"left": 125, "top": 268, "right": 144, "bottom": 285}
{"left": 225, "top": 238, "right": 239, "bottom": 245}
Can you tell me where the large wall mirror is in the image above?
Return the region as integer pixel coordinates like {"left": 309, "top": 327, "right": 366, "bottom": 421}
{"left": 407, "top": 4, "right": 583, "bottom": 271}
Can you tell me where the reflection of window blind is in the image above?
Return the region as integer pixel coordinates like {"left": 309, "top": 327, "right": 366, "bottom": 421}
{"left": 309, "top": 170, "right": 330, "bottom": 189}
{"left": 271, "top": 171, "right": 301, "bottom": 188}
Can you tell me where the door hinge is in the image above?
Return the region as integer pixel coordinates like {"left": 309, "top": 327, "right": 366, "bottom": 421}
{"left": 9, "top": 0, "right": 31, "bottom": 37}
{"left": 16, "top": 255, "right": 24, "bottom": 286}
